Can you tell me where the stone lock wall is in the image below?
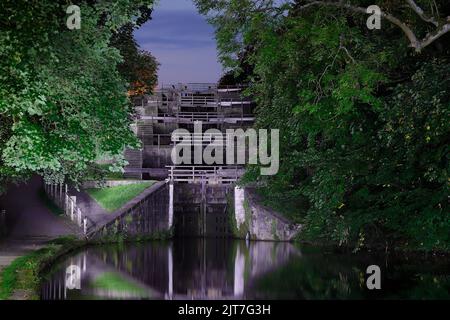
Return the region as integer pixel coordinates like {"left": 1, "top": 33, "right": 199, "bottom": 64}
{"left": 231, "top": 187, "right": 302, "bottom": 241}
{"left": 91, "top": 181, "right": 172, "bottom": 240}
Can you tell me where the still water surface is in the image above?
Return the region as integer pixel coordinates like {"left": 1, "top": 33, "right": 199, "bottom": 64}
{"left": 41, "top": 239, "right": 449, "bottom": 300}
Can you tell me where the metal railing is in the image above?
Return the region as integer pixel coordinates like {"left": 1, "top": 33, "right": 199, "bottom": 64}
{"left": 180, "top": 95, "right": 217, "bottom": 104}
{"left": 140, "top": 111, "right": 254, "bottom": 123}
{"left": 140, "top": 97, "right": 252, "bottom": 108}
{"left": 171, "top": 132, "right": 233, "bottom": 146}
{"left": 218, "top": 99, "right": 253, "bottom": 107}
{"left": 177, "top": 83, "right": 217, "bottom": 92}
{"left": 44, "top": 183, "right": 96, "bottom": 236}
{"left": 166, "top": 165, "right": 244, "bottom": 183}
{"left": 159, "top": 83, "right": 248, "bottom": 92}
{"left": 177, "top": 112, "right": 220, "bottom": 121}
{"left": 217, "top": 84, "right": 248, "bottom": 91}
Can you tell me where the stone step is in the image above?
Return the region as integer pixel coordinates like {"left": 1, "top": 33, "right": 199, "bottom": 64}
{"left": 123, "top": 147, "right": 143, "bottom": 179}
{"left": 124, "top": 149, "right": 142, "bottom": 168}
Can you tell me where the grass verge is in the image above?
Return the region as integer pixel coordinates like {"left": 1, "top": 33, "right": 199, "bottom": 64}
{"left": 91, "top": 272, "right": 146, "bottom": 295}
{"left": 0, "top": 236, "right": 82, "bottom": 300}
{"left": 86, "top": 181, "right": 155, "bottom": 213}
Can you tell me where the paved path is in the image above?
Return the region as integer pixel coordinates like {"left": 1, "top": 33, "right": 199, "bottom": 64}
{"left": 68, "top": 186, "right": 111, "bottom": 226}
{"left": 0, "top": 176, "right": 80, "bottom": 272}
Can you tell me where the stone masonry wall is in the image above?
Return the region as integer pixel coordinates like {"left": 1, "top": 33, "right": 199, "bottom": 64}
{"left": 90, "top": 181, "right": 171, "bottom": 240}
{"left": 231, "top": 187, "right": 302, "bottom": 241}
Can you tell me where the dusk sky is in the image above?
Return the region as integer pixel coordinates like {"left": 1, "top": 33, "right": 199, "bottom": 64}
{"left": 134, "top": 0, "right": 222, "bottom": 86}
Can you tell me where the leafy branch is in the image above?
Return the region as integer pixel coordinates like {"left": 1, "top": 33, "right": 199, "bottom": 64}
{"left": 296, "top": 1, "right": 450, "bottom": 52}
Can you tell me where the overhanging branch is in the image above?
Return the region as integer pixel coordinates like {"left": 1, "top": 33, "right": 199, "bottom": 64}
{"left": 296, "top": 1, "right": 450, "bottom": 52}
{"left": 406, "top": 0, "right": 438, "bottom": 26}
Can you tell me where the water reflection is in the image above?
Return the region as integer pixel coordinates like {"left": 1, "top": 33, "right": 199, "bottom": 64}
{"left": 40, "top": 239, "right": 449, "bottom": 300}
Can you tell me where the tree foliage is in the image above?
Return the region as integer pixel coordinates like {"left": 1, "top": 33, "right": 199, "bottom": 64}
{"left": 111, "top": 23, "right": 159, "bottom": 96}
{"left": 0, "top": 0, "right": 156, "bottom": 190}
{"left": 196, "top": 0, "right": 450, "bottom": 250}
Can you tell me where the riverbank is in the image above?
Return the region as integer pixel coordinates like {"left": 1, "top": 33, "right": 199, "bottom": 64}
{"left": 0, "top": 176, "right": 86, "bottom": 300}
{"left": 0, "top": 236, "right": 84, "bottom": 300}
{"left": 0, "top": 232, "right": 176, "bottom": 300}
{"left": 229, "top": 186, "right": 449, "bottom": 255}
{"left": 39, "top": 238, "right": 450, "bottom": 300}
{"left": 244, "top": 185, "right": 449, "bottom": 254}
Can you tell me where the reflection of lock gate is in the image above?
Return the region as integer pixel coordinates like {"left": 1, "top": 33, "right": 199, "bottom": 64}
{"left": 41, "top": 241, "right": 302, "bottom": 300}
{"left": 44, "top": 183, "right": 96, "bottom": 236}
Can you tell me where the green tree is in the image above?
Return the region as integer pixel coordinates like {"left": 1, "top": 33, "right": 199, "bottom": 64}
{"left": 196, "top": 0, "right": 450, "bottom": 250}
{"left": 111, "top": 23, "right": 159, "bottom": 96}
{"left": 0, "top": 0, "right": 156, "bottom": 191}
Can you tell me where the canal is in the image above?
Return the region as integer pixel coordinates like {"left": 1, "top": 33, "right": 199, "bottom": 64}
{"left": 41, "top": 239, "right": 449, "bottom": 300}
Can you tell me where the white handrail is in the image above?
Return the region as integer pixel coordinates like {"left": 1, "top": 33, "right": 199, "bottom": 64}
{"left": 44, "top": 183, "right": 96, "bottom": 236}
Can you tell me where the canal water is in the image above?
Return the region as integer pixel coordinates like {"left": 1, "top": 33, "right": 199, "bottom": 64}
{"left": 40, "top": 239, "right": 449, "bottom": 300}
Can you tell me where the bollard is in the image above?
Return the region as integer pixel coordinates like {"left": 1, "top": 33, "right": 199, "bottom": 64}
{"left": 77, "top": 208, "right": 82, "bottom": 226}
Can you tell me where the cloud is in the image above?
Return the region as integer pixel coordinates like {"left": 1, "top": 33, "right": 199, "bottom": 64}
{"left": 134, "top": 1, "right": 221, "bottom": 85}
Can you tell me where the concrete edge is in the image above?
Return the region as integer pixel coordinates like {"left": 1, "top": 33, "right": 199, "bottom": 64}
{"left": 88, "top": 180, "right": 168, "bottom": 236}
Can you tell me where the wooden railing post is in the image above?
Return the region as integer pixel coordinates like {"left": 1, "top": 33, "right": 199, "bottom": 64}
{"left": 70, "top": 196, "right": 76, "bottom": 221}
{"left": 83, "top": 217, "right": 87, "bottom": 234}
